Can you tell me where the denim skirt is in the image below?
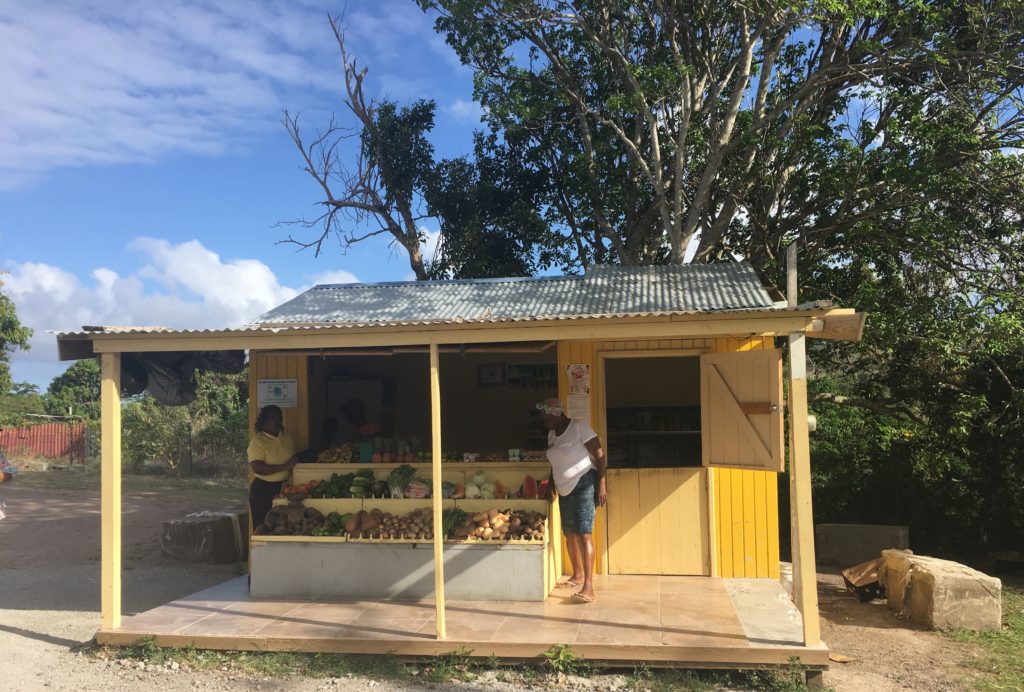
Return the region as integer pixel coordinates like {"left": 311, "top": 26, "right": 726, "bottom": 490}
{"left": 559, "top": 469, "right": 597, "bottom": 534}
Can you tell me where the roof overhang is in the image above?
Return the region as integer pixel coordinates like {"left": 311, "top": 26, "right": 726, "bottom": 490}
{"left": 55, "top": 307, "right": 864, "bottom": 361}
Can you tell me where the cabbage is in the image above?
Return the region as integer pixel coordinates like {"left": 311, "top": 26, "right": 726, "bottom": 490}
{"left": 480, "top": 489, "right": 494, "bottom": 500}
{"left": 470, "top": 471, "right": 489, "bottom": 486}
{"left": 464, "top": 483, "right": 481, "bottom": 499}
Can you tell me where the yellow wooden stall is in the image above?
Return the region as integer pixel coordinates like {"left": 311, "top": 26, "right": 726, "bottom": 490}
{"left": 556, "top": 336, "right": 780, "bottom": 580}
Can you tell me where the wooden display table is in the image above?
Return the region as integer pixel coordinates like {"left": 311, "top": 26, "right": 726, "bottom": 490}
{"left": 252, "top": 463, "right": 559, "bottom": 601}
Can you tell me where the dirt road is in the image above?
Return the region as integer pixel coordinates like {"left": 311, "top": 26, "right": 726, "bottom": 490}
{"left": 0, "top": 471, "right": 990, "bottom": 691}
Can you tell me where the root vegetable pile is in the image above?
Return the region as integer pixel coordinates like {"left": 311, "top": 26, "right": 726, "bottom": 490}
{"left": 253, "top": 492, "right": 325, "bottom": 536}
{"left": 450, "top": 508, "right": 546, "bottom": 541}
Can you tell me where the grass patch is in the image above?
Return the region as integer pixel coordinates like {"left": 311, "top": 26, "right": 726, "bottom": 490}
{"left": 95, "top": 642, "right": 412, "bottom": 681}
{"left": 624, "top": 660, "right": 823, "bottom": 692}
{"left": 422, "top": 647, "right": 477, "bottom": 683}
{"left": 945, "top": 576, "right": 1024, "bottom": 690}
{"left": 543, "top": 643, "right": 592, "bottom": 676}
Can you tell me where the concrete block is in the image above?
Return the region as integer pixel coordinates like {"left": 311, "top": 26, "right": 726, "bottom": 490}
{"left": 815, "top": 523, "right": 909, "bottom": 566}
{"left": 250, "top": 541, "right": 547, "bottom": 600}
{"left": 161, "top": 509, "right": 248, "bottom": 563}
{"left": 880, "top": 550, "right": 1002, "bottom": 631}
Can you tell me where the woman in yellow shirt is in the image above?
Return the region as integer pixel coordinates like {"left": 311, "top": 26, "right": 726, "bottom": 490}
{"left": 247, "top": 405, "right": 300, "bottom": 527}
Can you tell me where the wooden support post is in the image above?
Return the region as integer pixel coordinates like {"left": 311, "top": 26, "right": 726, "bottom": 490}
{"left": 100, "top": 352, "right": 122, "bottom": 630}
{"left": 429, "top": 343, "right": 447, "bottom": 639}
{"left": 786, "top": 242, "right": 798, "bottom": 308}
{"left": 787, "top": 332, "right": 820, "bottom": 646}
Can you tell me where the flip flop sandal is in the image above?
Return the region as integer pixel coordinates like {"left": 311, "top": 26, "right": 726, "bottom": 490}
{"left": 555, "top": 580, "right": 581, "bottom": 588}
{"left": 571, "top": 591, "right": 596, "bottom": 603}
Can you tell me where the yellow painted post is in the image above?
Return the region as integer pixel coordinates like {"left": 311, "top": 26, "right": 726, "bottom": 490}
{"left": 429, "top": 343, "right": 447, "bottom": 639}
{"left": 788, "top": 332, "right": 820, "bottom": 646}
{"left": 100, "top": 352, "right": 122, "bottom": 630}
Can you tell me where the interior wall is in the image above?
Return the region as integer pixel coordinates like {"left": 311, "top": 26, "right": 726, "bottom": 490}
{"left": 605, "top": 356, "right": 700, "bottom": 408}
{"left": 438, "top": 350, "right": 557, "bottom": 453}
{"left": 308, "top": 353, "right": 430, "bottom": 449}
{"left": 306, "top": 346, "right": 557, "bottom": 453}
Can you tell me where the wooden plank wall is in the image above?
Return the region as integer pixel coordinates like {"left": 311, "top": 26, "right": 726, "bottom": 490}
{"left": 709, "top": 337, "right": 780, "bottom": 579}
{"left": 559, "top": 337, "right": 780, "bottom": 579}
{"left": 248, "top": 352, "right": 310, "bottom": 451}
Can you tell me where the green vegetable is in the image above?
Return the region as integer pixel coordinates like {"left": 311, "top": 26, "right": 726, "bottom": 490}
{"left": 387, "top": 464, "right": 417, "bottom": 489}
{"left": 441, "top": 508, "right": 468, "bottom": 538}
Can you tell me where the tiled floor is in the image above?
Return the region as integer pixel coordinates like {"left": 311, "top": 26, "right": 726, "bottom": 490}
{"left": 98, "top": 575, "right": 828, "bottom": 667}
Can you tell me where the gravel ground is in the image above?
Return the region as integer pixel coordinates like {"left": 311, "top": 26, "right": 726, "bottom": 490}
{"left": 0, "top": 472, "right": 991, "bottom": 691}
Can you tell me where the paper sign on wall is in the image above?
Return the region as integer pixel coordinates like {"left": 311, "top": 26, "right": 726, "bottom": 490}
{"left": 566, "top": 363, "right": 590, "bottom": 395}
{"left": 257, "top": 379, "right": 298, "bottom": 408}
{"left": 566, "top": 393, "right": 591, "bottom": 423}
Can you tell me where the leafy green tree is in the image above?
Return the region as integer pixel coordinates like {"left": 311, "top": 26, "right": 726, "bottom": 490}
{"left": 420, "top": 0, "right": 1024, "bottom": 270}
{"left": 122, "top": 369, "right": 249, "bottom": 474}
{"left": 0, "top": 282, "right": 32, "bottom": 395}
{"left": 0, "top": 389, "right": 45, "bottom": 426}
{"left": 44, "top": 358, "right": 101, "bottom": 421}
{"left": 425, "top": 131, "right": 562, "bottom": 278}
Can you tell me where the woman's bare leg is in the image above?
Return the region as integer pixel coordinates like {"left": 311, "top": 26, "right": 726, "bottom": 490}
{"left": 576, "top": 534, "right": 596, "bottom": 600}
{"left": 563, "top": 532, "right": 585, "bottom": 585}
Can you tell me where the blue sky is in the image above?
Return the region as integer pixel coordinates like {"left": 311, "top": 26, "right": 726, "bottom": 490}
{"left": 0, "top": 0, "right": 484, "bottom": 387}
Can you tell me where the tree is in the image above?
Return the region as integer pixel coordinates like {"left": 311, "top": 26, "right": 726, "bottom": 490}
{"left": 282, "top": 17, "right": 436, "bottom": 279}
{"left": 0, "top": 281, "right": 32, "bottom": 395}
{"left": 45, "top": 358, "right": 101, "bottom": 421}
{"left": 420, "top": 0, "right": 1023, "bottom": 271}
{"left": 424, "top": 131, "right": 563, "bottom": 278}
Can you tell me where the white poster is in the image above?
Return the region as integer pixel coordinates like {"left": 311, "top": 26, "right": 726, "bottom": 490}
{"left": 257, "top": 379, "right": 298, "bottom": 408}
{"left": 566, "top": 363, "right": 590, "bottom": 395}
{"left": 566, "top": 393, "right": 591, "bottom": 423}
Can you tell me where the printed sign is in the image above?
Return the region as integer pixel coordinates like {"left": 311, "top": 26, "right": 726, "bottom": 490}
{"left": 566, "top": 363, "right": 590, "bottom": 395}
{"left": 257, "top": 379, "right": 298, "bottom": 408}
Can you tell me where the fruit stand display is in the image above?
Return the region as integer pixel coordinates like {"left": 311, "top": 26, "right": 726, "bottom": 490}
{"left": 249, "top": 459, "right": 560, "bottom": 601}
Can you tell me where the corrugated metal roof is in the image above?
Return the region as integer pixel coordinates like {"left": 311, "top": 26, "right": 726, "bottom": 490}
{"left": 255, "top": 262, "right": 776, "bottom": 327}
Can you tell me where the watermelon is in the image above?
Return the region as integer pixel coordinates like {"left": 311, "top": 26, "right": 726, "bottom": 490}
{"left": 522, "top": 475, "right": 538, "bottom": 500}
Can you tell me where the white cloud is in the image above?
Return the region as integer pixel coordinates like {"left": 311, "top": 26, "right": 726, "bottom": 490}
{"left": 0, "top": 1, "right": 339, "bottom": 189}
{"left": 0, "top": 0, "right": 475, "bottom": 189}
{"left": 310, "top": 269, "right": 360, "bottom": 285}
{"left": 2, "top": 237, "right": 360, "bottom": 386}
{"left": 445, "top": 99, "right": 484, "bottom": 124}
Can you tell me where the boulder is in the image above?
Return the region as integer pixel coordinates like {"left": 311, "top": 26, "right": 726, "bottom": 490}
{"left": 815, "top": 523, "right": 909, "bottom": 566}
{"left": 879, "top": 549, "right": 1001, "bottom": 631}
{"left": 161, "top": 509, "right": 248, "bottom": 563}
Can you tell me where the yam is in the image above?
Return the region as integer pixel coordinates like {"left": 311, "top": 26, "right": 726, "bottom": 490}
{"left": 473, "top": 511, "right": 489, "bottom": 523}
{"left": 344, "top": 515, "right": 360, "bottom": 534}
{"left": 482, "top": 527, "right": 494, "bottom": 540}
{"left": 487, "top": 508, "right": 499, "bottom": 521}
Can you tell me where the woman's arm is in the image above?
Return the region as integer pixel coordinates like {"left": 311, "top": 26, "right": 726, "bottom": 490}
{"left": 585, "top": 437, "right": 607, "bottom": 507}
{"left": 249, "top": 457, "right": 298, "bottom": 477}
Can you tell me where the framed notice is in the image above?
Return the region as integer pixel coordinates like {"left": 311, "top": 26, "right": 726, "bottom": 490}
{"left": 257, "top": 379, "right": 298, "bottom": 408}
{"left": 477, "top": 362, "right": 507, "bottom": 387}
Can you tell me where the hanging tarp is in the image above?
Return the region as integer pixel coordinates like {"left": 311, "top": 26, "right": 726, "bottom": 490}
{"left": 121, "top": 350, "right": 245, "bottom": 405}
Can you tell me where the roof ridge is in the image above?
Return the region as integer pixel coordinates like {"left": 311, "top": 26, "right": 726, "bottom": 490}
{"left": 313, "top": 273, "right": 582, "bottom": 290}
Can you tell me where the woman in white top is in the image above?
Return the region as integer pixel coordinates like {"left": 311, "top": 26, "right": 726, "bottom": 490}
{"left": 538, "top": 397, "right": 607, "bottom": 602}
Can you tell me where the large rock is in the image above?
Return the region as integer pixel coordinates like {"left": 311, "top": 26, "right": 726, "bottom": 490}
{"left": 161, "top": 509, "right": 249, "bottom": 563}
{"left": 815, "top": 523, "right": 909, "bottom": 566}
{"left": 880, "top": 549, "right": 1001, "bottom": 631}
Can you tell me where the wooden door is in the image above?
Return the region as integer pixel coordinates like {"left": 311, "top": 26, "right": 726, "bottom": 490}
{"left": 701, "top": 350, "right": 785, "bottom": 472}
{"left": 607, "top": 467, "right": 709, "bottom": 575}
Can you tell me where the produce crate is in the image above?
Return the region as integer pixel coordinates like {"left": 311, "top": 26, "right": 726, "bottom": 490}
{"left": 252, "top": 535, "right": 348, "bottom": 543}
{"left": 271, "top": 498, "right": 363, "bottom": 515}
{"left": 362, "top": 498, "right": 456, "bottom": 513}
{"left": 454, "top": 499, "right": 548, "bottom": 514}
